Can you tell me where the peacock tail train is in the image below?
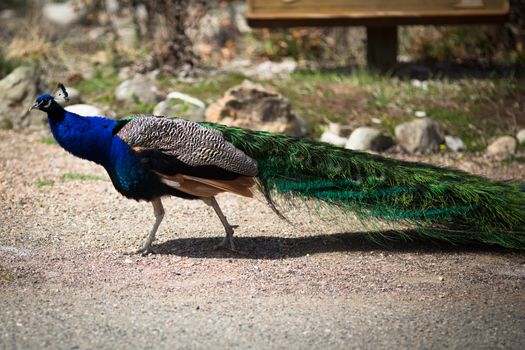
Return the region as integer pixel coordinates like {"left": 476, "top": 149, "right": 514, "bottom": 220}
{"left": 201, "top": 122, "right": 525, "bottom": 250}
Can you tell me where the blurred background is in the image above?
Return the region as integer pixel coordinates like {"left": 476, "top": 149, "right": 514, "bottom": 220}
{"left": 1, "top": 0, "right": 525, "bottom": 156}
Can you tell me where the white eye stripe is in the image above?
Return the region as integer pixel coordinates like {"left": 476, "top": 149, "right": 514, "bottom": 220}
{"left": 42, "top": 100, "right": 52, "bottom": 108}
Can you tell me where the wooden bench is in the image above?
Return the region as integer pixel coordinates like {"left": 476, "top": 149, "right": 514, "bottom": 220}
{"left": 246, "top": 0, "right": 510, "bottom": 72}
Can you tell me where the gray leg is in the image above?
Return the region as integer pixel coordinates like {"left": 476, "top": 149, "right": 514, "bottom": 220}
{"left": 210, "top": 197, "right": 237, "bottom": 250}
{"left": 126, "top": 197, "right": 165, "bottom": 255}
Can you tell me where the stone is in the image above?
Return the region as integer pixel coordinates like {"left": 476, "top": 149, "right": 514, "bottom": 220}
{"left": 320, "top": 132, "right": 347, "bottom": 147}
{"left": 221, "top": 59, "right": 252, "bottom": 73}
{"left": 516, "top": 129, "right": 525, "bottom": 144}
{"left": 221, "top": 59, "right": 297, "bottom": 79}
{"left": 414, "top": 110, "right": 426, "bottom": 118}
{"left": 42, "top": 1, "right": 83, "bottom": 26}
{"left": 445, "top": 135, "right": 466, "bottom": 152}
{"left": 65, "top": 104, "right": 103, "bottom": 117}
{"left": 117, "top": 67, "right": 133, "bottom": 80}
{"left": 115, "top": 75, "right": 160, "bottom": 104}
{"left": 205, "top": 80, "right": 307, "bottom": 136}
{"left": 243, "top": 59, "right": 297, "bottom": 80}
{"left": 345, "top": 127, "right": 393, "bottom": 152}
{"left": 0, "top": 66, "right": 39, "bottom": 129}
{"left": 411, "top": 79, "right": 429, "bottom": 90}
{"left": 326, "top": 122, "right": 345, "bottom": 135}
{"left": 0, "top": 9, "right": 15, "bottom": 20}
{"left": 486, "top": 136, "right": 517, "bottom": 156}
{"left": 395, "top": 118, "right": 444, "bottom": 153}
{"left": 0, "top": 66, "right": 36, "bottom": 105}
{"left": 153, "top": 92, "right": 206, "bottom": 122}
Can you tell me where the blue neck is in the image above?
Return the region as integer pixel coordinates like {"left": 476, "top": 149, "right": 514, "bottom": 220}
{"left": 47, "top": 104, "right": 116, "bottom": 166}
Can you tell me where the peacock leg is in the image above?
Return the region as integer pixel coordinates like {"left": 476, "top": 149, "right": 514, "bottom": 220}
{"left": 126, "top": 197, "right": 164, "bottom": 255}
{"left": 209, "top": 196, "right": 237, "bottom": 250}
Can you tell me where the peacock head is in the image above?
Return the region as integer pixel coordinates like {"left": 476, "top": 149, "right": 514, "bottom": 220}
{"left": 30, "top": 83, "right": 69, "bottom": 112}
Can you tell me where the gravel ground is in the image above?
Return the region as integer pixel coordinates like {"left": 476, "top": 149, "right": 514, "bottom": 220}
{"left": 1, "top": 129, "right": 525, "bottom": 350}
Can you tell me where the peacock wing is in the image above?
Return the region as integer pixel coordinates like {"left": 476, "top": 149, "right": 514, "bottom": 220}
{"left": 116, "top": 116, "right": 258, "bottom": 177}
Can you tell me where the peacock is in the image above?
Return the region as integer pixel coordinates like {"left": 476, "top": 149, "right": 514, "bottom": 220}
{"left": 31, "top": 84, "right": 525, "bottom": 253}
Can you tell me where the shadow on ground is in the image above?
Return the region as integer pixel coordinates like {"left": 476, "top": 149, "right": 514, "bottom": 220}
{"left": 153, "top": 230, "right": 520, "bottom": 259}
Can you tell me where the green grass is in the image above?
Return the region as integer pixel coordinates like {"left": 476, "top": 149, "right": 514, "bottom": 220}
{"left": 73, "top": 68, "right": 524, "bottom": 149}
{"left": 425, "top": 107, "right": 480, "bottom": 151}
{"left": 61, "top": 173, "right": 104, "bottom": 181}
{"left": 167, "top": 72, "right": 246, "bottom": 103}
{"left": 279, "top": 70, "right": 523, "bottom": 143}
{"left": 517, "top": 141, "right": 525, "bottom": 153}
{"left": 0, "top": 51, "right": 20, "bottom": 79}
{"left": 34, "top": 178, "right": 54, "bottom": 188}
{"left": 73, "top": 67, "right": 120, "bottom": 107}
{"left": 120, "top": 97, "right": 157, "bottom": 118}
{"left": 503, "top": 155, "right": 525, "bottom": 164}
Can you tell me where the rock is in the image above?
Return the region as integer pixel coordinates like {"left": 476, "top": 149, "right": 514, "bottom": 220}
{"left": 243, "top": 59, "right": 297, "bottom": 80}
{"left": 414, "top": 110, "right": 426, "bottom": 118}
{"left": 328, "top": 122, "right": 344, "bottom": 135}
{"left": 65, "top": 104, "right": 103, "bottom": 117}
{"left": 445, "top": 135, "right": 466, "bottom": 152}
{"left": 42, "top": 1, "right": 83, "bottom": 26}
{"left": 395, "top": 118, "right": 444, "bottom": 153}
{"left": 117, "top": 67, "right": 133, "bottom": 80}
{"left": 153, "top": 92, "right": 206, "bottom": 122}
{"left": 0, "top": 66, "right": 39, "bottom": 129}
{"left": 411, "top": 79, "right": 429, "bottom": 90}
{"left": 0, "top": 9, "right": 15, "bottom": 20}
{"left": 223, "top": 59, "right": 297, "bottom": 79}
{"left": 205, "top": 80, "right": 307, "bottom": 136}
{"left": 87, "top": 27, "right": 107, "bottom": 41}
{"left": 115, "top": 75, "right": 160, "bottom": 104}
{"left": 345, "top": 127, "right": 393, "bottom": 152}
{"left": 320, "top": 131, "right": 347, "bottom": 147}
{"left": 1, "top": 66, "right": 36, "bottom": 105}
{"left": 486, "top": 136, "right": 517, "bottom": 156}
{"left": 517, "top": 129, "right": 525, "bottom": 144}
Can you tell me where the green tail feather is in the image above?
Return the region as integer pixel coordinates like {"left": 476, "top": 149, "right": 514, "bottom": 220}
{"left": 202, "top": 122, "right": 525, "bottom": 250}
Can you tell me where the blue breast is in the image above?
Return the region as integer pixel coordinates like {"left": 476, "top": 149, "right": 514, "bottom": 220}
{"left": 108, "top": 137, "right": 146, "bottom": 191}
{"left": 49, "top": 110, "right": 166, "bottom": 201}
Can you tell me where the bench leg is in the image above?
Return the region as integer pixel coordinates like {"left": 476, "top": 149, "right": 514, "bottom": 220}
{"left": 366, "top": 26, "right": 398, "bottom": 73}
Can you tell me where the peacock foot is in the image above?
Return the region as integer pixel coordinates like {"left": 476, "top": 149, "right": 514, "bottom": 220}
{"left": 124, "top": 245, "right": 155, "bottom": 256}
{"left": 214, "top": 236, "right": 236, "bottom": 251}
{"left": 214, "top": 224, "right": 239, "bottom": 251}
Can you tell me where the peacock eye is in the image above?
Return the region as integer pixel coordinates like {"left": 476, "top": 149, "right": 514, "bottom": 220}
{"left": 42, "top": 99, "right": 52, "bottom": 108}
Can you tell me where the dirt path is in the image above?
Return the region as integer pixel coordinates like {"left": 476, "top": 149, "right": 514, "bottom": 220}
{"left": 1, "top": 130, "right": 525, "bottom": 349}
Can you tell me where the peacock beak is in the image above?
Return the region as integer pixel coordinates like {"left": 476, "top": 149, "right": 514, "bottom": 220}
{"left": 29, "top": 102, "right": 39, "bottom": 112}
